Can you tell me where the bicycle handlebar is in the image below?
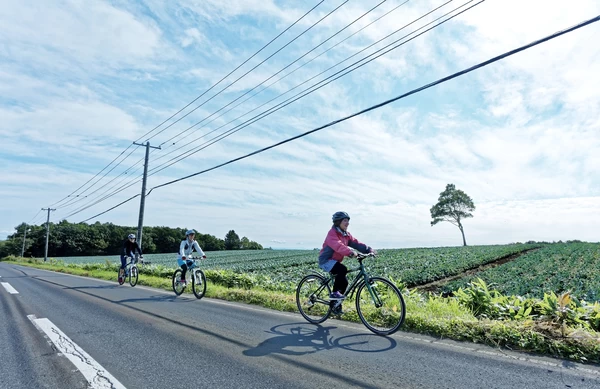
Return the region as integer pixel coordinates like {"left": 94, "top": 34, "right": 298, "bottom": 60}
{"left": 355, "top": 252, "right": 376, "bottom": 260}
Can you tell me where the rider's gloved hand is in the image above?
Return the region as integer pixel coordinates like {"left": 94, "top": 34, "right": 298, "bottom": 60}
{"left": 182, "top": 256, "right": 186, "bottom": 260}
{"left": 202, "top": 255, "right": 207, "bottom": 259}
{"left": 370, "top": 249, "right": 378, "bottom": 255}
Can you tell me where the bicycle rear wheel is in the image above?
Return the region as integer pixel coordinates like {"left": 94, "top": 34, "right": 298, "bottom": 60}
{"left": 296, "top": 274, "right": 332, "bottom": 324}
{"left": 129, "top": 265, "right": 138, "bottom": 287}
{"left": 355, "top": 277, "right": 405, "bottom": 335}
{"left": 118, "top": 269, "right": 125, "bottom": 285}
{"left": 192, "top": 269, "right": 206, "bottom": 299}
{"left": 172, "top": 269, "right": 185, "bottom": 295}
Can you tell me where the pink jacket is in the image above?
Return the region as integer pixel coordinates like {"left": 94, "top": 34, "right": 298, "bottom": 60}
{"left": 318, "top": 227, "right": 371, "bottom": 267}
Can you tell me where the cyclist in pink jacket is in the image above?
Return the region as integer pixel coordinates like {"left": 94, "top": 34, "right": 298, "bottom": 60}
{"left": 318, "top": 211, "right": 377, "bottom": 312}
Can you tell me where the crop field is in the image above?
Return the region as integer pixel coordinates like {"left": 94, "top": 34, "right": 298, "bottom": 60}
{"left": 444, "top": 242, "right": 600, "bottom": 301}
{"left": 51, "top": 244, "right": 539, "bottom": 291}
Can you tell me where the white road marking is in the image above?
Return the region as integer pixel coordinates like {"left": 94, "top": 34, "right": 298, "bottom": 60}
{"left": 27, "top": 315, "right": 126, "bottom": 389}
{"left": 1, "top": 282, "right": 18, "bottom": 294}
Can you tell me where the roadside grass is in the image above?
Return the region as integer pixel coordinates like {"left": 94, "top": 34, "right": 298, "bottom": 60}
{"left": 3, "top": 256, "right": 599, "bottom": 364}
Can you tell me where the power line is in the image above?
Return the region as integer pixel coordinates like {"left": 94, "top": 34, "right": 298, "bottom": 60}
{"left": 147, "top": 0, "right": 462, "bottom": 175}
{"left": 48, "top": 145, "right": 136, "bottom": 208}
{"left": 52, "top": 1, "right": 377, "bottom": 220}
{"left": 79, "top": 12, "right": 600, "bottom": 222}
{"left": 150, "top": 0, "right": 411, "bottom": 167}
{"left": 59, "top": 0, "right": 465, "bottom": 221}
{"left": 46, "top": 1, "right": 326, "bottom": 212}
{"left": 58, "top": 173, "right": 144, "bottom": 221}
{"left": 139, "top": 0, "right": 348, "bottom": 143}
{"left": 55, "top": 154, "right": 145, "bottom": 212}
{"left": 136, "top": 1, "right": 327, "bottom": 143}
{"left": 155, "top": 0, "right": 393, "bottom": 150}
{"left": 80, "top": 194, "right": 140, "bottom": 223}
{"left": 26, "top": 209, "right": 43, "bottom": 225}
{"left": 54, "top": 148, "right": 143, "bottom": 210}
{"left": 146, "top": 14, "right": 600, "bottom": 191}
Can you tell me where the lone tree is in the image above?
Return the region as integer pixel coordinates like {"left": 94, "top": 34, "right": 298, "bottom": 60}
{"left": 430, "top": 184, "right": 475, "bottom": 246}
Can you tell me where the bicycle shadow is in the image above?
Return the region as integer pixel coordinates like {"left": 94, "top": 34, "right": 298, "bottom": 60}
{"left": 243, "top": 323, "right": 397, "bottom": 357}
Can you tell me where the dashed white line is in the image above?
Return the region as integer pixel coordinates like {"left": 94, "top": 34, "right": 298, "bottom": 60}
{"left": 1, "top": 282, "right": 18, "bottom": 294}
{"left": 27, "top": 315, "right": 126, "bottom": 389}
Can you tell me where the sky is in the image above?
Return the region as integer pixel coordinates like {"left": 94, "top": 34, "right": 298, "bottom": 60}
{"left": 1, "top": 0, "right": 599, "bottom": 249}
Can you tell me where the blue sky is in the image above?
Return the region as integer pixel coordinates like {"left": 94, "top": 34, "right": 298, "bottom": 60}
{"left": 1, "top": 0, "right": 599, "bottom": 249}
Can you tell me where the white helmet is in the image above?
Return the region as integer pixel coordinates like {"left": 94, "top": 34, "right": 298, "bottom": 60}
{"left": 128, "top": 233, "right": 136, "bottom": 239}
{"left": 185, "top": 229, "right": 196, "bottom": 236}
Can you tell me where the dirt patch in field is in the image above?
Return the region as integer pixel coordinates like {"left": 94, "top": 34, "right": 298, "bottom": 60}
{"left": 415, "top": 248, "right": 540, "bottom": 294}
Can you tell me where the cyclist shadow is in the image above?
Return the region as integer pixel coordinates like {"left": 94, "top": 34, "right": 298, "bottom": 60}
{"left": 64, "top": 285, "right": 118, "bottom": 290}
{"left": 243, "top": 323, "right": 397, "bottom": 357}
{"left": 116, "top": 294, "right": 186, "bottom": 304}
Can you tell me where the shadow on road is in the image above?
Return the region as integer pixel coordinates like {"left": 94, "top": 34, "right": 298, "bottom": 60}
{"left": 243, "top": 322, "right": 397, "bottom": 357}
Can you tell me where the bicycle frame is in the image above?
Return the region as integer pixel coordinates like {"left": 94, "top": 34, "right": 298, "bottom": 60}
{"left": 318, "top": 256, "right": 381, "bottom": 305}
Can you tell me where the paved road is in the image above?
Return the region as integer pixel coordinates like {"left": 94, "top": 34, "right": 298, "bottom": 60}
{"left": 1, "top": 263, "right": 599, "bottom": 389}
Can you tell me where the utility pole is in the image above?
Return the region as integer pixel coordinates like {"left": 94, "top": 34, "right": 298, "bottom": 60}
{"left": 21, "top": 224, "right": 30, "bottom": 257}
{"left": 133, "top": 141, "right": 160, "bottom": 248}
{"left": 42, "top": 208, "right": 55, "bottom": 262}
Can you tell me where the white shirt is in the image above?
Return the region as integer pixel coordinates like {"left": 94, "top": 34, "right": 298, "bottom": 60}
{"left": 178, "top": 239, "right": 205, "bottom": 259}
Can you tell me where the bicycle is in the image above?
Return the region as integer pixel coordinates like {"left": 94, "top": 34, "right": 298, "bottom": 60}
{"left": 118, "top": 256, "right": 139, "bottom": 287}
{"left": 171, "top": 257, "right": 207, "bottom": 299}
{"left": 296, "top": 252, "right": 406, "bottom": 336}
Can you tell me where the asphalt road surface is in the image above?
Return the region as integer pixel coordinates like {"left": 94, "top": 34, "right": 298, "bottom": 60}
{"left": 1, "top": 263, "right": 599, "bottom": 389}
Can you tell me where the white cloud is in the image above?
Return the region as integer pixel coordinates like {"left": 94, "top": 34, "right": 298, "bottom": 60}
{"left": 181, "top": 28, "right": 205, "bottom": 48}
{"left": 1, "top": 0, "right": 599, "bottom": 247}
{"left": 0, "top": 1, "right": 165, "bottom": 71}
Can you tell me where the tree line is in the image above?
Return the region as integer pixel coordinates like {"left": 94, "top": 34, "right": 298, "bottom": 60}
{"left": 0, "top": 221, "right": 263, "bottom": 258}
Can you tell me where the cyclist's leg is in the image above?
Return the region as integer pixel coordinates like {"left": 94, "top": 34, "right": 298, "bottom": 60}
{"left": 180, "top": 263, "right": 188, "bottom": 281}
{"left": 119, "top": 255, "right": 127, "bottom": 277}
{"left": 330, "top": 262, "right": 348, "bottom": 295}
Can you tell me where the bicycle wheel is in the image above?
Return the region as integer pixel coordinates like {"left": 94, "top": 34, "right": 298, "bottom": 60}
{"left": 355, "top": 277, "right": 405, "bottom": 335}
{"left": 118, "top": 269, "right": 125, "bottom": 285}
{"left": 296, "top": 274, "right": 332, "bottom": 324}
{"left": 192, "top": 269, "right": 206, "bottom": 299}
{"left": 129, "top": 265, "right": 138, "bottom": 287}
{"left": 172, "top": 269, "right": 185, "bottom": 296}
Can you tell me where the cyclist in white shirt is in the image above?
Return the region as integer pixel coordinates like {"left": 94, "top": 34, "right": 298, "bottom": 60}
{"left": 178, "top": 229, "right": 206, "bottom": 285}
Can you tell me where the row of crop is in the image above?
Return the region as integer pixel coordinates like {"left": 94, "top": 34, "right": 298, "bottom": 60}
{"left": 444, "top": 243, "right": 600, "bottom": 301}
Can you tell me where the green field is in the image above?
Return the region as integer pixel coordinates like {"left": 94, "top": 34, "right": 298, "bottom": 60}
{"left": 51, "top": 244, "right": 540, "bottom": 291}
{"left": 444, "top": 242, "right": 600, "bottom": 301}
{"left": 48, "top": 242, "right": 600, "bottom": 300}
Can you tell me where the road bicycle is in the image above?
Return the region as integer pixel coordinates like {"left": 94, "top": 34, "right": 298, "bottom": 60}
{"left": 296, "top": 252, "right": 406, "bottom": 335}
{"left": 118, "top": 256, "right": 139, "bottom": 287}
{"left": 172, "top": 257, "right": 206, "bottom": 299}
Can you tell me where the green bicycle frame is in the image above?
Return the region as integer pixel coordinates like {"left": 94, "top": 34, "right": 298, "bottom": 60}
{"left": 322, "top": 259, "right": 383, "bottom": 307}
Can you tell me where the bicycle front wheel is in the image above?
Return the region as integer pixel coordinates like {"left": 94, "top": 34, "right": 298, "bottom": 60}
{"left": 356, "top": 277, "right": 405, "bottom": 335}
{"left": 129, "top": 265, "right": 138, "bottom": 287}
{"left": 296, "top": 274, "right": 332, "bottom": 324}
{"left": 172, "top": 269, "right": 185, "bottom": 296}
{"left": 192, "top": 269, "right": 206, "bottom": 299}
